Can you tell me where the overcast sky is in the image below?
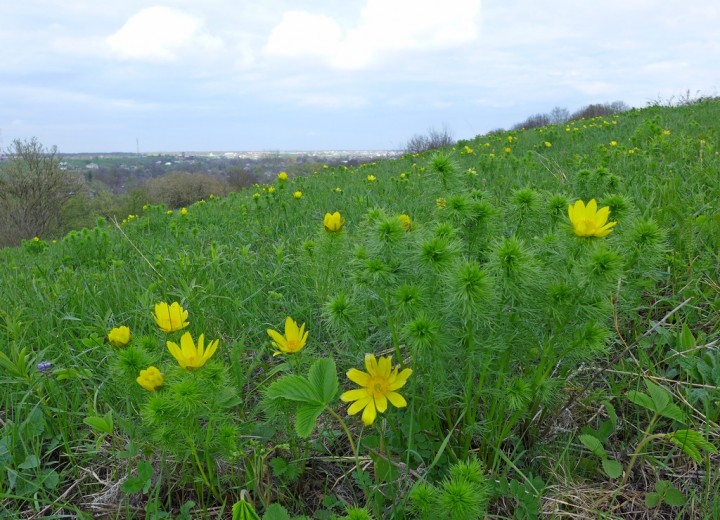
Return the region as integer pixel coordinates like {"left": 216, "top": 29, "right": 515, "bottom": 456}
{"left": 1, "top": 1, "right": 718, "bottom": 152}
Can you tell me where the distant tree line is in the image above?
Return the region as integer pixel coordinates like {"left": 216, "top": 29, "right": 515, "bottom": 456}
{"left": 0, "top": 139, "right": 386, "bottom": 247}
{"left": 510, "top": 101, "right": 630, "bottom": 131}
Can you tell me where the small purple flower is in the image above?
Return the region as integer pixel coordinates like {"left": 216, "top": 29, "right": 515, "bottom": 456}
{"left": 37, "top": 361, "right": 53, "bottom": 374}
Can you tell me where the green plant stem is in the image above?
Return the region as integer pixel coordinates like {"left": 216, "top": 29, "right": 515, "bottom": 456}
{"left": 615, "top": 413, "right": 663, "bottom": 498}
{"left": 327, "top": 406, "right": 359, "bottom": 463}
{"left": 187, "top": 433, "right": 219, "bottom": 500}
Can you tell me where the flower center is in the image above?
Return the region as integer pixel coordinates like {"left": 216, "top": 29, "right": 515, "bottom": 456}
{"left": 369, "top": 376, "right": 389, "bottom": 396}
{"left": 583, "top": 219, "right": 598, "bottom": 231}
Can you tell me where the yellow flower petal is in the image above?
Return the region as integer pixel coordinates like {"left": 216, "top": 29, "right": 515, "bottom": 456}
{"left": 374, "top": 392, "right": 388, "bottom": 413}
{"left": 347, "top": 368, "right": 371, "bottom": 386}
{"left": 341, "top": 388, "right": 370, "bottom": 402}
{"left": 347, "top": 396, "right": 372, "bottom": 415}
{"left": 364, "top": 354, "right": 378, "bottom": 376}
{"left": 166, "top": 341, "right": 186, "bottom": 369}
{"left": 361, "top": 400, "right": 377, "bottom": 425}
{"left": 595, "top": 205, "right": 610, "bottom": 226}
{"left": 386, "top": 391, "right": 408, "bottom": 408}
{"left": 388, "top": 368, "right": 413, "bottom": 390}
{"left": 285, "top": 316, "right": 298, "bottom": 337}
{"left": 267, "top": 328, "right": 287, "bottom": 349}
{"left": 203, "top": 338, "right": 219, "bottom": 363}
{"left": 377, "top": 356, "right": 392, "bottom": 378}
{"left": 586, "top": 198, "right": 598, "bottom": 215}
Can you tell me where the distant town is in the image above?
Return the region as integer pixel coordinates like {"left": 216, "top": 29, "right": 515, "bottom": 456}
{"left": 52, "top": 149, "right": 403, "bottom": 194}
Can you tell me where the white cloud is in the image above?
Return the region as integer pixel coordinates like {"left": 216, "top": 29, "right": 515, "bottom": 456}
{"left": 106, "top": 6, "right": 222, "bottom": 62}
{"left": 264, "top": 11, "right": 342, "bottom": 59}
{"left": 264, "top": 0, "right": 481, "bottom": 69}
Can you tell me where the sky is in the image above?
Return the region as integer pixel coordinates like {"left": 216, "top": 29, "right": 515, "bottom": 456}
{"left": 1, "top": 1, "right": 718, "bottom": 153}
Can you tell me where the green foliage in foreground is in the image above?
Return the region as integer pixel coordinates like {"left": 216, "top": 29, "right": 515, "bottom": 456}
{"left": 1, "top": 101, "right": 719, "bottom": 519}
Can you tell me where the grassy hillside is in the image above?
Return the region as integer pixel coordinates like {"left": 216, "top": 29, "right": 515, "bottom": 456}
{"left": 1, "top": 100, "right": 719, "bottom": 519}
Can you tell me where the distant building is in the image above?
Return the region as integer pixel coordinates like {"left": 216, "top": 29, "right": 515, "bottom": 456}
{"left": 86, "top": 163, "right": 99, "bottom": 170}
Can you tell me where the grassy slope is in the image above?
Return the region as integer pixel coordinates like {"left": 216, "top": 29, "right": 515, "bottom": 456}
{"left": 1, "top": 100, "right": 719, "bottom": 518}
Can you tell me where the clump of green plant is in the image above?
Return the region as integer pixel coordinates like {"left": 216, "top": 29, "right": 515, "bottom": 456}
{"left": 109, "top": 301, "right": 240, "bottom": 500}
{"left": 409, "top": 458, "right": 488, "bottom": 519}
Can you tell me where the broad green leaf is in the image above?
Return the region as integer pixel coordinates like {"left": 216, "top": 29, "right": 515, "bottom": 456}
{"left": 645, "top": 492, "right": 661, "bottom": 508}
{"left": 579, "top": 434, "right": 606, "bottom": 459}
{"left": 597, "top": 420, "right": 614, "bottom": 442}
{"left": 654, "top": 480, "right": 671, "bottom": 494}
{"left": 626, "top": 390, "right": 654, "bottom": 412}
{"left": 603, "top": 400, "right": 618, "bottom": 430}
{"left": 24, "top": 407, "right": 46, "bottom": 436}
{"left": 294, "top": 403, "right": 325, "bottom": 438}
{"left": 307, "top": 358, "right": 339, "bottom": 405}
{"left": 232, "top": 498, "right": 261, "bottom": 520}
{"left": 43, "top": 469, "right": 60, "bottom": 490}
{"left": 18, "top": 454, "right": 39, "bottom": 470}
{"left": 266, "top": 375, "right": 320, "bottom": 405}
{"left": 602, "top": 458, "right": 623, "bottom": 479}
{"left": 678, "top": 323, "right": 696, "bottom": 351}
{"left": 121, "top": 461, "right": 154, "bottom": 494}
{"left": 668, "top": 429, "right": 717, "bottom": 463}
{"left": 664, "top": 487, "right": 687, "bottom": 506}
{"left": 262, "top": 503, "right": 291, "bottom": 520}
{"left": 83, "top": 415, "right": 113, "bottom": 434}
{"left": 657, "top": 402, "right": 686, "bottom": 424}
{"left": 644, "top": 379, "right": 670, "bottom": 413}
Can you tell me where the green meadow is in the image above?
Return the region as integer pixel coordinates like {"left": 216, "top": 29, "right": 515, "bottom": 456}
{"left": 1, "top": 100, "right": 719, "bottom": 519}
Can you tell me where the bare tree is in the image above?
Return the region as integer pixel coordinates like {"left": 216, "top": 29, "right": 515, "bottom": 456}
{"left": 0, "top": 138, "right": 78, "bottom": 246}
{"left": 549, "top": 106, "right": 570, "bottom": 124}
{"left": 404, "top": 126, "right": 455, "bottom": 154}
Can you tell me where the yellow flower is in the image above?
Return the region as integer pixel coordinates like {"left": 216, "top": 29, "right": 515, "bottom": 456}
{"left": 463, "top": 145, "right": 474, "bottom": 154}
{"left": 136, "top": 366, "right": 164, "bottom": 391}
{"left": 568, "top": 199, "right": 617, "bottom": 237}
{"left": 253, "top": 193, "right": 260, "bottom": 200}
{"left": 340, "top": 354, "right": 412, "bottom": 426}
{"left": 167, "top": 210, "right": 173, "bottom": 215}
{"left": 662, "top": 129, "right": 671, "bottom": 136}
{"left": 180, "top": 207, "right": 188, "bottom": 216}
{"left": 544, "top": 141, "right": 552, "bottom": 148}
{"left": 277, "top": 171, "right": 288, "bottom": 181}
{"left": 609, "top": 140, "right": 618, "bottom": 147}
{"left": 367, "top": 175, "right": 376, "bottom": 182}
{"left": 323, "top": 211, "right": 345, "bottom": 232}
{"left": 436, "top": 197, "right": 446, "bottom": 209}
{"left": 504, "top": 147, "right": 512, "bottom": 153}
{"left": 33, "top": 236, "right": 40, "bottom": 242}
{"left": 398, "top": 214, "right": 412, "bottom": 231}
{"left": 153, "top": 302, "right": 189, "bottom": 332}
{"left": 399, "top": 172, "right": 407, "bottom": 180}
{"left": 293, "top": 191, "right": 303, "bottom": 199}
{"left": 108, "top": 325, "right": 131, "bottom": 347}
{"left": 267, "top": 317, "right": 308, "bottom": 356}
{"left": 334, "top": 187, "right": 343, "bottom": 193}
{"left": 167, "top": 331, "right": 219, "bottom": 370}
{"left": 268, "top": 186, "right": 276, "bottom": 194}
